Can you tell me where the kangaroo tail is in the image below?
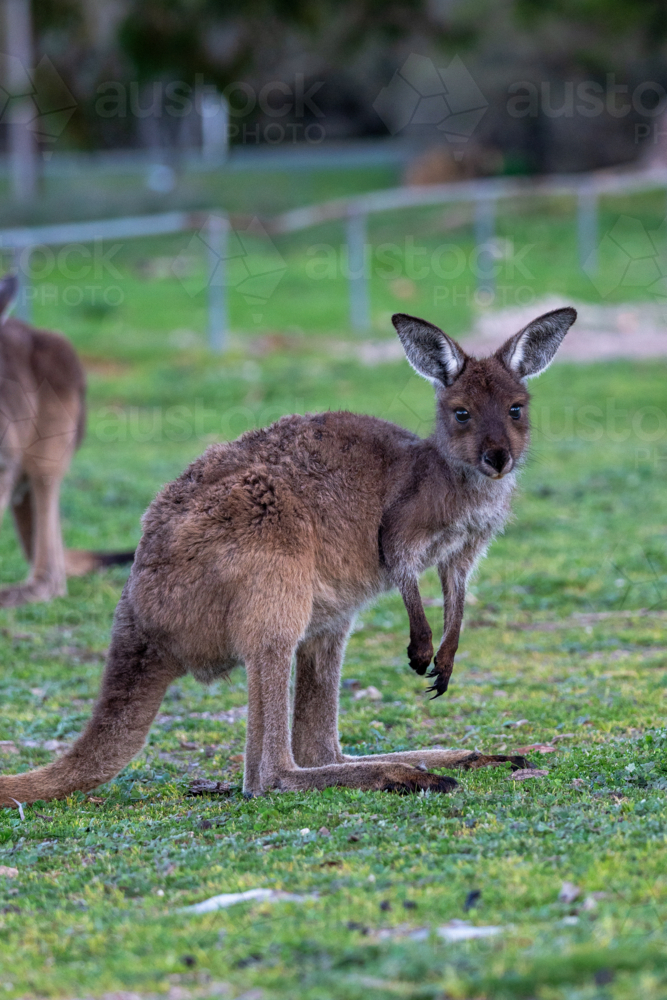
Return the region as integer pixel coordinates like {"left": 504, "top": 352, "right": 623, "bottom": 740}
{"left": 65, "top": 549, "right": 135, "bottom": 577}
{"left": 0, "top": 598, "right": 178, "bottom": 806}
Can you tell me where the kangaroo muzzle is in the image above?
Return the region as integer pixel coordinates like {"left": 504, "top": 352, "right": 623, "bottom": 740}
{"left": 480, "top": 447, "right": 513, "bottom": 478}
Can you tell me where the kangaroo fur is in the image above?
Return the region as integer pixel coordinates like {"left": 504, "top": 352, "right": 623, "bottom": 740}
{"left": 0, "top": 274, "right": 134, "bottom": 607}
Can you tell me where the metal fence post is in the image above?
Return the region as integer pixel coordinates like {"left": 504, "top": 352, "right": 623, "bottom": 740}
{"left": 13, "top": 245, "right": 31, "bottom": 321}
{"left": 3, "top": 0, "right": 38, "bottom": 201}
{"left": 346, "top": 207, "right": 370, "bottom": 332}
{"left": 206, "top": 213, "right": 228, "bottom": 352}
{"left": 474, "top": 197, "right": 496, "bottom": 306}
{"left": 577, "top": 185, "right": 598, "bottom": 273}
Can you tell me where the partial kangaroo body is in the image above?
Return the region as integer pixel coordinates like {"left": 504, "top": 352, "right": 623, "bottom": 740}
{"left": 0, "top": 275, "right": 133, "bottom": 606}
{"left": 0, "top": 306, "right": 576, "bottom": 803}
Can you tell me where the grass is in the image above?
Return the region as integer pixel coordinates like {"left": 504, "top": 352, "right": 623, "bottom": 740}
{"left": 0, "top": 166, "right": 666, "bottom": 999}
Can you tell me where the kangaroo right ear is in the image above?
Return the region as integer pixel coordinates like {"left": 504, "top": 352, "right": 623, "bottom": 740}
{"left": 392, "top": 313, "right": 466, "bottom": 387}
{"left": 0, "top": 274, "right": 18, "bottom": 322}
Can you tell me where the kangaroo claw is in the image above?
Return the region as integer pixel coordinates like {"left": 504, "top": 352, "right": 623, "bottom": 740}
{"left": 425, "top": 665, "right": 451, "bottom": 698}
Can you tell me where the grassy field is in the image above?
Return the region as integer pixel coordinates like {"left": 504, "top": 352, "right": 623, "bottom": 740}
{"left": 0, "top": 167, "right": 666, "bottom": 999}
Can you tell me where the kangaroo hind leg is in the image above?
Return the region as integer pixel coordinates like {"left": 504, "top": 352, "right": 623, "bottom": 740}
{"left": 291, "top": 621, "right": 353, "bottom": 768}
{"left": 246, "top": 640, "right": 457, "bottom": 796}
{"left": 11, "top": 475, "right": 33, "bottom": 561}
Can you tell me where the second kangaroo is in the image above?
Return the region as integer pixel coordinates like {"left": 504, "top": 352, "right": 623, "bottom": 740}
{"left": 0, "top": 306, "right": 576, "bottom": 804}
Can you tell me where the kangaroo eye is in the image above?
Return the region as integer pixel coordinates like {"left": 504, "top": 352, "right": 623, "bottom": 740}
{"left": 509, "top": 405, "right": 522, "bottom": 420}
{"left": 454, "top": 408, "right": 470, "bottom": 423}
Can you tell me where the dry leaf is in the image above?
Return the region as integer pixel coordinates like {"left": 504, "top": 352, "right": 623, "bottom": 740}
{"left": 182, "top": 887, "right": 315, "bottom": 914}
{"left": 229, "top": 753, "right": 244, "bottom": 763}
{"left": 0, "top": 866, "right": 18, "bottom": 878}
{"left": 582, "top": 892, "right": 607, "bottom": 911}
{"left": 437, "top": 920, "right": 502, "bottom": 941}
{"left": 553, "top": 733, "right": 576, "bottom": 741}
{"left": 0, "top": 741, "right": 18, "bottom": 755}
{"left": 514, "top": 743, "right": 557, "bottom": 755}
{"left": 508, "top": 768, "right": 549, "bottom": 781}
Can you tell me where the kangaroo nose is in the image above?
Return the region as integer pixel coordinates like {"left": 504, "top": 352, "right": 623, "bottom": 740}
{"left": 482, "top": 448, "right": 511, "bottom": 475}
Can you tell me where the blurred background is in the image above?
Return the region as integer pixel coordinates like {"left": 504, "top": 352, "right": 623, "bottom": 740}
{"left": 0, "top": 0, "right": 665, "bottom": 619}
{"left": 1, "top": 10, "right": 666, "bottom": 995}
{"left": 4, "top": 0, "right": 667, "bottom": 175}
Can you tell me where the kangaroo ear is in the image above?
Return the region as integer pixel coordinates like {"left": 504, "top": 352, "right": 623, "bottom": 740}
{"left": 0, "top": 274, "right": 18, "bottom": 322}
{"left": 392, "top": 313, "right": 466, "bottom": 387}
{"left": 497, "top": 307, "right": 577, "bottom": 379}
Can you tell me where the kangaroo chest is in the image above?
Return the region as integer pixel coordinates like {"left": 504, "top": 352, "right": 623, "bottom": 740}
{"left": 405, "top": 479, "right": 514, "bottom": 575}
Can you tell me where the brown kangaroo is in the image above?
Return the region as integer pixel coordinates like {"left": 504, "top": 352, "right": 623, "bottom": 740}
{"left": 0, "top": 274, "right": 133, "bottom": 607}
{"left": 0, "top": 306, "right": 576, "bottom": 805}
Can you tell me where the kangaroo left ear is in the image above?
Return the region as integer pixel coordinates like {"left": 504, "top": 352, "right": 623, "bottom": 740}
{"left": 497, "top": 307, "right": 577, "bottom": 379}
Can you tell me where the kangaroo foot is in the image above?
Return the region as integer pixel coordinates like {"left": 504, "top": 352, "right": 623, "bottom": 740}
{"left": 265, "top": 761, "right": 458, "bottom": 795}
{"left": 0, "top": 579, "right": 66, "bottom": 608}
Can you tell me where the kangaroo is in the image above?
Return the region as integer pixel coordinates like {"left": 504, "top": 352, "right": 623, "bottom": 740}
{"left": 0, "top": 274, "right": 133, "bottom": 606}
{"left": 0, "top": 306, "right": 576, "bottom": 805}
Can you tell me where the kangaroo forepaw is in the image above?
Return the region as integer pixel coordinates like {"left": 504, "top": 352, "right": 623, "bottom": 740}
{"left": 407, "top": 638, "right": 434, "bottom": 676}
{"left": 425, "top": 664, "right": 453, "bottom": 699}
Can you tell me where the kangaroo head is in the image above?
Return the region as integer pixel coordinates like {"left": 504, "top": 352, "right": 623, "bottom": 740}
{"left": 392, "top": 307, "right": 577, "bottom": 479}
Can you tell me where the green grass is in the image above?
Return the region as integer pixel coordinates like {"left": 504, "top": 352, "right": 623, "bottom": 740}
{"left": 0, "top": 169, "right": 667, "bottom": 999}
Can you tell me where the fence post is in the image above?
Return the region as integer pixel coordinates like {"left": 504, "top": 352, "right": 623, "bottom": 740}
{"left": 12, "top": 245, "right": 31, "bottom": 322}
{"left": 3, "top": 0, "right": 38, "bottom": 201}
{"left": 346, "top": 207, "right": 370, "bottom": 332}
{"left": 206, "top": 213, "right": 228, "bottom": 352}
{"left": 200, "top": 91, "right": 229, "bottom": 164}
{"left": 474, "top": 197, "right": 496, "bottom": 306}
{"left": 577, "top": 185, "right": 598, "bottom": 273}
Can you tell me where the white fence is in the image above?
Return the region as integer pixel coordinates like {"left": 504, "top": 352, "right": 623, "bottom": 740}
{"left": 2, "top": 166, "right": 666, "bottom": 349}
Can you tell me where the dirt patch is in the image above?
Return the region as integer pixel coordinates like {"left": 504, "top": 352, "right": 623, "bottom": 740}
{"left": 462, "top": 298, "right": 667, "bottom": 361}
{"left": 336, "top": 299, "right": 667, "bottom": 366}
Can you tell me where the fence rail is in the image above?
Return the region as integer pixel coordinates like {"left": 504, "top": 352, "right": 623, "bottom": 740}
{"left": 2, "top": 166, "right": 667, "bottom": 347}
